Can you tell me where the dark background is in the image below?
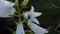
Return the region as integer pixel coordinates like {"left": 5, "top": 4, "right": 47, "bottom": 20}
{"left": 0, "top": 0, "right": 60, "bottom": 34}
{"left": 29, "top": 0, "right": 60, "bottom": 28}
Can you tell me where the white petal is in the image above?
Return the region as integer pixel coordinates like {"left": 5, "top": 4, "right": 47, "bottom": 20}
{"left": 31, "top": 18, "right": 39, "bottom": 24}
{"left": 0, "top": 11, "right": 4, "bottom": 17}
{"left": 0, "top": 5, "right": 10, "bottom": 17}
{"left": 0, "top": 0, "right": 6, "bottom": 1}
{"left": 3, "top": 0, "right": 7, "bottom": 1}
{"left": 10, "top": 8, "right": 15, "bottom": 14}
{"left": 16, "top": 24, "right": 25, "bottom": 34}
{"left": 24, "top": 12, "right": 29, "bottom": 19}
{"left": 3, "top": 1, "right": 15, "bottom": 6}
{"left": 0, "top": 5, "right": 15, "bottom": 17}
{"left": 29, "top": 6, "right": 34, "bottom": 12}
{"left": 31, "top": 12, "right": 42, "bottom": 17}
{"left": 28, "top": 20, "right": 48, "bottom": 34}
{"left": 0, "top": 0, "right": 15, "bottom": 17}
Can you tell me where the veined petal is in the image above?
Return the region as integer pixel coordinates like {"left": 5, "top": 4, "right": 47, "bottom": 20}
{"left": 37, "top": 26, "right": 48, "bottom": 33}
{"left": 31, "top": 18, "right": 39, "bottom": 24}
{"left": 16, "top": 24, "right": 25, "bottom": 34}
{"left": 24, "top": 12, "right": 29, "bottom": 19}
{"left": 28, "top": 20, "right": 48, "bottom": 34}
{"left": 31, "top": 12, "right": 42, "bottom": 18}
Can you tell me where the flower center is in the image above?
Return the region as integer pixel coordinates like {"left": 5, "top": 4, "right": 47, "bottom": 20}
{"left": 28, "top": 16, "right": 30, "bottom": 19}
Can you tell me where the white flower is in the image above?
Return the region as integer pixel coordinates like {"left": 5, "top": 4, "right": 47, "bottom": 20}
{"left": 28, "top": 19, "right": 48, "bottom": 34}
{"left": 16, "top": 23, "right": 25, "bottom": 34}
{"left": 0, "top": 0, "right": 15, "bottom": 17}
{"left": 24, "top": 6, "right": 48, "bottom": 34}
{"left": 24, "top": 6, "right": 42, "bottom": 24}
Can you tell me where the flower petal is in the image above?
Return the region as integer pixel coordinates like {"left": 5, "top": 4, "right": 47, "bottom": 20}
{"left": 31, "top": 18, "right": 39, "bottom": 24}
{"left": 3, "top": 0, "right": 7, "bottom": 1}
{"left": 31, "top": 12, "right": 42, "bottom": 17}
{"left": 3, "top": 1, "right": 15, "bottom": 6}
{"left": 16, "top": 24, "right": 25, "bottom": 34}
{"left": 29, "top": 5, "right": 34, "bottom": 12}
{"left": 0, "top": 0, "right": 15, "bottom": 17}
{"left": 28, "top": 20, "right": 48, "bottom": 34}
{"left": 0, "top": 5, "right": 15, "bottom": 17}
{"left": 24, "top": 12, "right": 29, "bottom": 19}
{"left": 10, "top": 8, "right": 15, "bottom": 14}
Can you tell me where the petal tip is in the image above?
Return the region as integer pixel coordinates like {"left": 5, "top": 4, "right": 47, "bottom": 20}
{"left": 30, "top": 5, "right": 34, "bottom": 12}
